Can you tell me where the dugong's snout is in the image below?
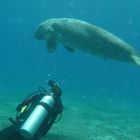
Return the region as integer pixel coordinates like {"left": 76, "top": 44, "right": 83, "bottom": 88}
{"left": 34, "top": 25, "right": 46, "bottom": 40}
{"left": 34, "top": 29, "right": 43, "bottom": 40}
{"left": 34, "top": 31, "right": 40, "bottom": 39}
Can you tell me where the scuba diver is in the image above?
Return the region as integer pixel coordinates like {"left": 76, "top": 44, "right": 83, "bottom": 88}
{"left": 0, "top": 80, "right": 63, "bottom": 140}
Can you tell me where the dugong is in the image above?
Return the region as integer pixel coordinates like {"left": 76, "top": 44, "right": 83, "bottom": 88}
{"left": 35, "top": 18, "right": 140, "bottom": 66}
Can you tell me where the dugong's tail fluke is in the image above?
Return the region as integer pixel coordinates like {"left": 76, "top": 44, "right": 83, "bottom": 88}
{"left": 131, "top": 53, "right": 140, "bottom": 66}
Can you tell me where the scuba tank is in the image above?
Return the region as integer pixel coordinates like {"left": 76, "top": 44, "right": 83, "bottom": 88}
{"left": 20, "top": 94, "right": 54, "bottom": 139}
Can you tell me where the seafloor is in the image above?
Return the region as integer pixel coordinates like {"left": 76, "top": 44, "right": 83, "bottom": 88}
{"left": 0, "top": 91, "right": 140, "bottom": 140}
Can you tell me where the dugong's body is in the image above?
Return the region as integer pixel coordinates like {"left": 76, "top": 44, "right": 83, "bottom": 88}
{"left": 35, "top": 18, "right": 140, "bottom": 66}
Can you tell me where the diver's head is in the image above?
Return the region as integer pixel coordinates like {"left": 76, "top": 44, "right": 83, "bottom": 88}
{"left": 48, "top": 80, "right": 62, "bottom": 97}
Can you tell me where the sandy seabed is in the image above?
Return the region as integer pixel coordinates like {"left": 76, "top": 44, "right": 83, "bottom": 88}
{"left": 0, "top": 93, "right": 140, "bottom": 140}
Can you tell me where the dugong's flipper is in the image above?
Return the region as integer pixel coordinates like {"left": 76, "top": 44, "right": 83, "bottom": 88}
{"left": 46, "top": 35, "right": 57, "bottom": 53}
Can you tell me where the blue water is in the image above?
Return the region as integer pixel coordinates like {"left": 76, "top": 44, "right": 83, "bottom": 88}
{"left": 0, "top": 0, "right": 140, "bottom": 107}
{"left": 0, "top": 1, "right": 140, "bottom": 139}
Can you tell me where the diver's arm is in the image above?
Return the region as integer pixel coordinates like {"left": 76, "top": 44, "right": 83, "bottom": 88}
{"left": 46, "top": 114, "right": 58, "bottom": 132}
